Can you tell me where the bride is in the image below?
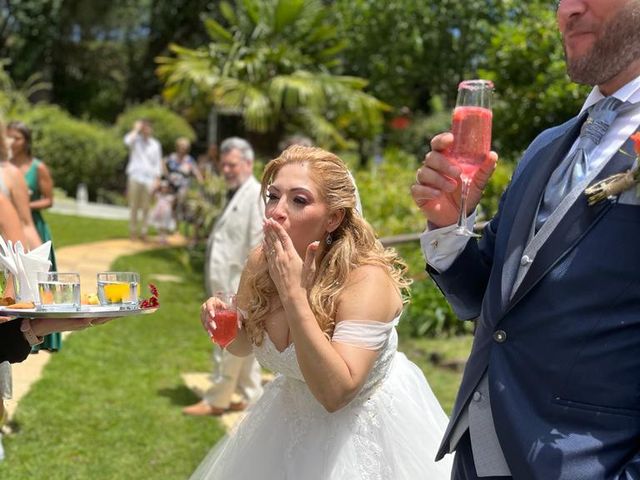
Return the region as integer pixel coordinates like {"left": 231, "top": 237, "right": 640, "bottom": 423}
{"left": 191, "top": 146, "right": 452, "bottom": 479}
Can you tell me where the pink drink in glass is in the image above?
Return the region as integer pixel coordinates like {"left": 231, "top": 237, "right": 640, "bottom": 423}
{"left": 211, "top": 309, "right": 238, "bottom": 348}
{"left": 450, "top": 105, "right": 493, "bottom": 180}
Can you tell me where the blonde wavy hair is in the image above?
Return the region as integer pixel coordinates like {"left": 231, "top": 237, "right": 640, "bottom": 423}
{"left": 245, "top": 145, "right": 411, "bottom": 346}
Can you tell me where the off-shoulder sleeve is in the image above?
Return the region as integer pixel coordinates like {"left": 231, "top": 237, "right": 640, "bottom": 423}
{"left": 331, "top": 319, "right": 398, "bottom": 351}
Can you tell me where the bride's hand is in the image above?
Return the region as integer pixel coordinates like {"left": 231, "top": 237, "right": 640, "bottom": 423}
{"left": 200, "top": 297, "right": 225, "bottom": 336}
{"left": 263, "top": 218, "right": 318, "bottom": 301}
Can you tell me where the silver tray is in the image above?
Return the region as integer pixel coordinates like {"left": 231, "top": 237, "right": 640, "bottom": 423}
{"left": 0, "top": 305, "right": 158, "bottom": 319}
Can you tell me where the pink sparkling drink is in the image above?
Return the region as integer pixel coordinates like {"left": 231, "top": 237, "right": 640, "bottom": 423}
{"left": 450, "top": 105, "right": 493, "bottom": 179}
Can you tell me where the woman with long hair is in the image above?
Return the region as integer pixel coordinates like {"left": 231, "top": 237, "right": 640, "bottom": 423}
{"left": 7, "top": 121, "right": 60, "bottom": 352}
{"left": 191, "top": 146, "right": 451, "bottom": 479}
{"left": 0, "top": 121, "right": 41, "bottom": 249}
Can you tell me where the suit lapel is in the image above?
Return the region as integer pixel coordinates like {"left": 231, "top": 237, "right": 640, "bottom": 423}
{"left": 214, "top": 178, "right": 253, "bottom": 229}
{"left": 497, "top": 116, "right": 585, "bottom": 312}
{"left": 507, "top": 137, "right": 636, "bottom": 310}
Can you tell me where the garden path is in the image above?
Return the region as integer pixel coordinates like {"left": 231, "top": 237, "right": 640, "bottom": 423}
{"left": 6, "top": 233, "right": 187, "bottom": 420}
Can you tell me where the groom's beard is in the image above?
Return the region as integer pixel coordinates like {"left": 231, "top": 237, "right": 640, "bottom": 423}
{"left": 564, "top": 1, "right": 640, "bottom": 86}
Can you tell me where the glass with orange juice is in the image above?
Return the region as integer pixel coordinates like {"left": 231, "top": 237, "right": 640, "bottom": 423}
{"left": 97, "top": 272, "right": 140, "bottom": 307}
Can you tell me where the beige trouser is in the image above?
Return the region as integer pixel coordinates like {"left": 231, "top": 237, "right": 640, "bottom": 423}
{"left": 204, "top": 349, "right": 263, "bottom": 409}
{"left": 127, "top": 179, "right": 152, "bottom": 237}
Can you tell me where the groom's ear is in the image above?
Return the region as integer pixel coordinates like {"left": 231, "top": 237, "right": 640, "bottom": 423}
{"left": 327, "top": 208, "right": 345, "bottom": 233}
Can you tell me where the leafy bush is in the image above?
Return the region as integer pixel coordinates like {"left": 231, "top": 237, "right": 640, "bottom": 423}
{"left": 354, "top": 146, "right": 513, "bottom": 338}
{"left": 18, "top": 105, "right": 127, "bottom": 200}
{"left": 384, "top": 97, "right": 451, "bottom": 160}
{"left": 114, "top": 101, "right": 196, "bottom": 155}
{"left": 355, "top": 148, "right": 425, "bottom": 237}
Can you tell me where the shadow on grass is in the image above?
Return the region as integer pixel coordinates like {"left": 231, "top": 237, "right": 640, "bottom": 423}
{"left": 157, "top": 385, "right": 199, "bottom": 407}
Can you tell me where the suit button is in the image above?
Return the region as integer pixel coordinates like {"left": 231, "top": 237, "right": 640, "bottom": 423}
{"left": 472, "top": 391, "right": 482, "bottom": 402}
{"left": 520, "top": 255, "right": 533, "bottom": 266}
{"left": 493, "top": 330, "right": 507, "bottom": 343}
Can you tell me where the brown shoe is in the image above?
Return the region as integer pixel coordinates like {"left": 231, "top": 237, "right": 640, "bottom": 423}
{"left": 182, "top": 401, "right": 226, "bottom": 416}
{"left": 228, "top": 401, "right": 247, "bottom": 412}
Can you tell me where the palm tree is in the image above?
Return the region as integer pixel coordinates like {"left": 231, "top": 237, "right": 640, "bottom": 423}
{"left": 156, "top": 0, "right": 387, "bottom": 149}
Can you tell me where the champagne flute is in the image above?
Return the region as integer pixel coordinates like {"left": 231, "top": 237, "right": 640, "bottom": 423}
{"left": 449, "top": 79, "right": 494, "bottom": 237}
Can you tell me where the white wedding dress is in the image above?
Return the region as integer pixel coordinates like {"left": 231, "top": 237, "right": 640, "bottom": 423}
{"left": 190, "top": 316, "right": 453, "bottom": 479}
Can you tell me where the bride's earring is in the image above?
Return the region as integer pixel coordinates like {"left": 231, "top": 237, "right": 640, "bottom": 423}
{"left": 325, "top": 233, "right": 333, "bottom": 246}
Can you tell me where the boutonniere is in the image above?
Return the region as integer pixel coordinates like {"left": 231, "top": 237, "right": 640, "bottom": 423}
{"left": 584, "top": 132, "right": 640, "bottom": 206}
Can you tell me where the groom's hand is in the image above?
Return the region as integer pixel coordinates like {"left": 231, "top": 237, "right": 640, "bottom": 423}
{"left": 411, "top": 133, "right": 497, "bottom": 228}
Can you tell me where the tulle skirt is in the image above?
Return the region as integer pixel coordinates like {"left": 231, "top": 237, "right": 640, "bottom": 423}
{"left": 190, "top": 352, "right": 452, "bottom": 479}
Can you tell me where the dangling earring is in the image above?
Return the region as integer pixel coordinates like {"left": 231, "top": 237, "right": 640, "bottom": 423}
{"left": 325, "top": 233, "right": 333, "bottom": 246}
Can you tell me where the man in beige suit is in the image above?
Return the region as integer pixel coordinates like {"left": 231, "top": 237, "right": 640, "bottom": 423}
{"left": 183, "top": 137, "right": 264, "bottom": 416}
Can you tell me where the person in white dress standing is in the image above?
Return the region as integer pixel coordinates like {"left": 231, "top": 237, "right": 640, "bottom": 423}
{"left": 191, "top": 145, "right": 452, "bottom": 479}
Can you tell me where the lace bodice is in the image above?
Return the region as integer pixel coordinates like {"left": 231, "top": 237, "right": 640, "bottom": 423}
{"left": 253, "top": 321, "right": 399, "bottom": 403}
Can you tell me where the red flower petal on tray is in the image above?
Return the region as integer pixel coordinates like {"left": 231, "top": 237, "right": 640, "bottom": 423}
{"left": 139, "top": 284, "right": 160, "bottom": 310}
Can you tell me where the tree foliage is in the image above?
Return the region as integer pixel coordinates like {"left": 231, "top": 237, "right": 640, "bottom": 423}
{"left": 332, "top": 0, "right": 507, "bottom": 112}
{"left": 479, "top": 0, "right": 589, "bottom": 157}
{"left": 157, "top": 0, "right": 388, "bottom": 150}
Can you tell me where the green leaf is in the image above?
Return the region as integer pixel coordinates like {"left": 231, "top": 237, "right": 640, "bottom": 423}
{"left": 203, "top": 17, "right": 233, "bottom": 43}
{"left": 219, "top": 1, "right": 238, "bottom": 25}
{"left": 274, "top": 0, "right": 306, "bottom": 33}
{"left": 240, "top": 0, "right": 261, "bottom": 25}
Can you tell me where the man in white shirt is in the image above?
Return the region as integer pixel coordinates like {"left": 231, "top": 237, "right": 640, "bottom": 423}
{"left": 124, "top": 119, "right": 162, "bottom": 241}
{"left": 412, "top": 1, "right": 640, "bottom": 478}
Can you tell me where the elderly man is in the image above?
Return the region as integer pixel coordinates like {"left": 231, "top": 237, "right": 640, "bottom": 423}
{"left": 413, "top": 0, "right": 640, "bottom": 478}
{"left": 184, "top": 137, "right": 264, "bottom": 416}
{"left": 124, "top": 119, "right": 162, "bottom": 241}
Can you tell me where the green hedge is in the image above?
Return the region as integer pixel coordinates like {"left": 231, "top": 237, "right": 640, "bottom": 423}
{"left": 114, "top": 101, "right": 196, "bottom": 155}
{"left": 18, "top": 105, "right": 127, "bottom": 200}
{"left": 11, "top": 102, "right": 197, "bottom": 201}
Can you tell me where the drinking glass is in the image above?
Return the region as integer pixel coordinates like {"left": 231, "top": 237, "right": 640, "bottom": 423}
{"left": 37, "top": 272, "right": 81, "bottom": 311}
{"left": 449, "top": 79, "right": 493, "bottom": 237}
{"left": 97, "top": 272, "right": 140, "bottom": 307}
{"left": 207, "top": 292, "right": 238, "bottom": 349}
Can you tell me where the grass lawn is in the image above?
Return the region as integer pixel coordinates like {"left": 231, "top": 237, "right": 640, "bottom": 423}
{"left": 0, "top": 241, "right": 472, "bottom": 478}
{"left": 46, "top": 212, "right": 130, "bottom": 248}
{"left": 0, "top": 248, "right": 225, "bottom": 479}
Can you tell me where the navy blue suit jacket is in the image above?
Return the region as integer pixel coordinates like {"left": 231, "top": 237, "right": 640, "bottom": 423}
{"left": 433, "top": 114, "right": 640, "bottom": 480}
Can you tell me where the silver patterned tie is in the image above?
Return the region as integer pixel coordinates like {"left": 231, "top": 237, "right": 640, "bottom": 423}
{"left": 536, "top": 96, "right": 631, "bottom": 230}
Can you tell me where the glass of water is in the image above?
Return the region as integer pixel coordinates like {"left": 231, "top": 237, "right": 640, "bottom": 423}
{"left": 37, "top": 272, "right": 81, "bottom": 311}
{"left": 97, "top": 272, "right": 140, "bottom": 307}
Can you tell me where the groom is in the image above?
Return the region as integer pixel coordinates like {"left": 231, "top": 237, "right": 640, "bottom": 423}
{"left": 412, "top": 0, "right": 640, "bottom": 478}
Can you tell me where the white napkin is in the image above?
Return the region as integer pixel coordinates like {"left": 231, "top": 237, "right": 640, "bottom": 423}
{"left": 0, "top": 236, "right": 51, "bottom": 301}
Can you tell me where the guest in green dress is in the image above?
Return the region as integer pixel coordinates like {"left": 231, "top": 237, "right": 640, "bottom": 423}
{"left": 7, "top": 121, "right": 60, "bottom": 352}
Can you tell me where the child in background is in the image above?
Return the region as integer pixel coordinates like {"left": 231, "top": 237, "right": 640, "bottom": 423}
{"left": 148, "top": 178, "right": 177, "bottom": 245}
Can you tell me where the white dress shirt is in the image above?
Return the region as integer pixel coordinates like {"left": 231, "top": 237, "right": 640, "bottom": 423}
{"left": 124, "top": 132, "right": 163, "bottom": 188}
